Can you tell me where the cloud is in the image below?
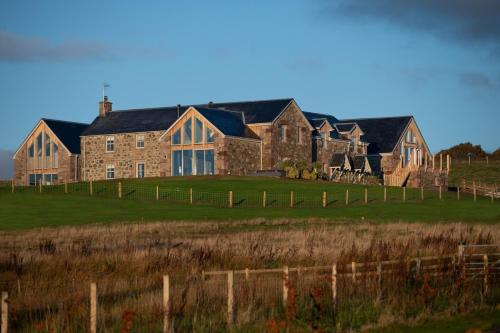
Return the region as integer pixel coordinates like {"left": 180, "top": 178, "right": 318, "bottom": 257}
{"left": 0, "top": 29, "right": 112, "bottom": 62}
{"left": 323, "top": 0, "right": 500, "bottom": 45}
{"left": 460, "top": 71, "right": 495, "bottom": 88}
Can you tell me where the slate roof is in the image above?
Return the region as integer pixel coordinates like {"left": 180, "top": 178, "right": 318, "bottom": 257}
{"left": 195, "top": 107, "right": 247, "bottom": 137}
{"left": 303, "top": 112, "right": 339, "bottom": 128}
{"left": 42, "top": 118, "right": 89, "bottom": 154}
{"left": 82, "top": 106, "right": 189, "bottom": 136}
{"left": 203, "top": 98, "right": 293, "bottom": 124}
{"left": 82, "top": 98, "right": 294, "bottom": 136}
{"left": 339, "top": 116, "right": 413, "bottom": 154}
{"left": 334, "top": 123, "right": 356, "bottom": 133}
{"left": 310, "top": 118, "right": 327, "bottom": 129}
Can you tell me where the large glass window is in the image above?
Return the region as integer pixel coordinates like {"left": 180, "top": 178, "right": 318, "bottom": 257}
{"left": 172, "top": 150, "right": 182, "bottom": 176}
{"left": 205, "top": 149, "right": 214, "bottom": 175}
{"left": 195, "top": 150, "right": 205, "bottom": 175}
{"left": 106, "top": 136, "right": 114, "bottom": 152}
{"left": 194, "top": 118, "right": 203, "bottom": 144}
{"left": 28, "top": 144, "right": 34, "bottom": 158}
{"left": 172, "top": 129, "right": 181, "bottom": 145}
{"left": 29, "top": 174, "right": 37, "bottom": 186}
{"left": 36, "top": 133, "right": 43, "bottom": 168}
{"left": 53, "top": 143, "right": 58, "bottom": 168}
{"left": 183, "top": 117, "right": 192, "bottom": 145}
{"left": 137, "top": 163, "right": 145, "bottom": 178}
{"left": 182, "top": 150, "right": 193, "bottom": 175}
{"left": 106, "top": 165, "right": 115, "bottom": 179}
{"left": 206, "top": 127, "right": 214, "bottom": 143}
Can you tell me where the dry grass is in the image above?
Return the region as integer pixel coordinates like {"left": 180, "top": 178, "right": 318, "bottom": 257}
{"left": 1, "top": 219, "right": 499, "bottom": 332}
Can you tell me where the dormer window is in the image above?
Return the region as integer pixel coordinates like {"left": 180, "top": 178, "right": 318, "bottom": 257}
{"left": 106, "top": 136, "right": 115, "bottom": 152}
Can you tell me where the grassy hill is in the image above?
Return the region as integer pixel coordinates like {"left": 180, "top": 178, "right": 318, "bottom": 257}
{"left": 448, "top": 161, "right": 500, "bottom": 186}
{"left": 1, "top": 176, "right": 499, "bottom": 230}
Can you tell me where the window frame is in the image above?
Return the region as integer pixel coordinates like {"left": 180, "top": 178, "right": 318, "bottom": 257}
{"left": 279, "top": 125, "right": 287, "bottom": 143}
{"left": 136, "top": 134, "right": 145, "bottom": 149}
{"left": 106, "top": 164, "right": 115, "bottom": 179}
{"left": 206, "top": 127, "right": 215, "bottom": 143}
{"left": 136, "top": 162, "right": 145, "bottom": 178}
{"left": 183, "top": 117, "right": 193, "bottom": 145}
{"left": 194, "top": 118, "right": 203, "bottom": 144}
{"left": 106, "top": 136, "right": 115, "bottom": 153}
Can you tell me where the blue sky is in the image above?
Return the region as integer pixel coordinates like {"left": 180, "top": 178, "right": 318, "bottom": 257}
{"left": 1, "top": 0, "right": 499, "bottom": 154}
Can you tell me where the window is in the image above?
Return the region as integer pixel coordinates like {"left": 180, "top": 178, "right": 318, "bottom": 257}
{"left": 297, "top": 127, "right": 303, "bottom": 144}
{"left": 52, "top": 143, "right": 58, "bottom": 168}
{"left": 195, "top": 150, "right": 205, "bottom": 175}
{"left": 182, "top": 150, "right": 193, "bottom": 175}
{"left": 206, "top": 127, "right": 214, "bottom": 143}
{"left": 136, "top": 135, "right": 145, "bottom": 149}
{"left": 28, "top": 144, "right": 34, "bottom": 158}
{"left": 194, "top": 118, "right": 203, "bottom": 144}
{"left": 279, "top": 125, "right": 287, "bottom": 143}
{"left": 106, "top": 164, "right": 115, "bottom": 179}
{"left": 172, "top": 150, "right": 182, "bottom": 176}
{"left": 136, "top": 163, "right": 145, "bottom": 178}
{"left": 45, "top": 134, "right": 51, "bottom": 157}
{"left": 106, "top": 136, "right": 114, "bottom": 152}
{"left": 172, "top": 129, "right": 181, "bottom": 145}
{"left": 183, "top": 117, "right": 192, "bottom": 145}
{"left": 205, "top": 149, "right": 214, "bottom": 175}
{"left": 43, "top": 174, "right": 58, "bottom": 185}
{"left": 36, "top": 133, "right": 43, "bottom": 168}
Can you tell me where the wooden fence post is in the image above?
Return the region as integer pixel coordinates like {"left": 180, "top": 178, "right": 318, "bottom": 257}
{"left": 403, "top": 187, "right": 406, "bottom": 202}
{"left": 322, "top": 191, "right": 327, "bottom": 208}
{"left": 446, "top": 154, "right": 450, "bottom": 173}
{"left": 283, "top": 266, "right": 289, "bottom": 307}
{"left": 483, "top": 255, "right": 488, "bottom": 295}
{"left": 345, "top": 189, "right": 349, "bottom": 206}
{"left": 384, "top": 187, "right": 387, "bottom": 203}
{"left": 90, "top": 282, "right": 97, "bottom": 333}
{"left": 364, "top": 188, "right": 368, "bottom": 204}
{"left": 468, "top": 155, "right": 471, "bottom": 165}
{"left": 352, "top": 261, "right": 356, "bottom": 283}
{"left": 486, "top": 156, "right": 489, "bottom": 165}
{"left": 439, "top": 186, "right": 442, "bottom": 200}
{"left": 432, "top": 155, "right": 435, "bottom": 171}
{"left": 64, "top": 182, "right": 68, "bottom": 194}
{"left": 227, "top": 271, "right": 234, "bottom": 328}
{"left": 262, "top": 191, "right": 266, "bottom": 208}
{"left": 39, "top": 180, "right": 42, "bottom": 193}
{"left": 473, "top": 181, "right": 477, "bottom": 201}
{"left": 189, "top": 188, "right": 193, "bottom": 204}
{"left": 332, "top": 264, "right": 337, "bottom": 314}
{"left": 439, "top": 153, "right": 443, "bottom": 172}
{"left": 156, "top": 186, "right": 159, "bottom": 201}
{"left": 377, "top": 263, "right": 382, "bottom": 303}
{"left": 228, "top": 191, "right": 233, "bottom": 208}
{"left": 1, "top": 291, "right": 7, "bottom": 333}
{"left": 118, "top": 182, "right": 122, "bottom": 199}
{"left": 420, "top": 186, "right": 424, "bottom": 201}
{"left": 11, "top": 181, "right": 14, "bottom": 193}
{"left": 290, "top": 191, "right": 294, "bottom": 208}
{"left": 89, "top": 180, "right": 93, "bottom": 196}
{"left": 163, "top": 275, "right": 170, "bottom": 333}
{"left": 457, "top": 186, "right": 460, "bottom": 200}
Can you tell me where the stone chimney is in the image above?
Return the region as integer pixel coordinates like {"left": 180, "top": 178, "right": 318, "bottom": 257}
{"left": 99, "top": 96, "right": 112, "bottom": 117}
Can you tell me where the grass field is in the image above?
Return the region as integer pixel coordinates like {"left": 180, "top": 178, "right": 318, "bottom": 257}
{"left": 1, "top": 176, "right": 499, "bottom": 230}
{"left": 448, "top": 161, "right": 500, "bottom": 186}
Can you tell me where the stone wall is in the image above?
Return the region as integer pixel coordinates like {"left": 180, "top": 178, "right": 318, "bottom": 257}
{"left": 13, "top": 145, "right": 27, "bottom": 185}
{"left": 314, "top": 138, "right": 350, "bottom": 171}
{"left": 82, "top": 131, "right": 162, "bottom": 181}
{"left": 270, "top": 102, "right": 312, "bottom": 167}
{"left": 217, "top": 137, "right": 261, "bottom": 175}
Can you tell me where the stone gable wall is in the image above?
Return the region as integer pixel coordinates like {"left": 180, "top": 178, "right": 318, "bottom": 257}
{"left": 217, "top": 137, "right": 261, "bottom": 175}
{"left": 82, "top": 131, "right": 162, "bottom": 181}
{"left": 314, "top": 138, "right": 350, "bottom": 171}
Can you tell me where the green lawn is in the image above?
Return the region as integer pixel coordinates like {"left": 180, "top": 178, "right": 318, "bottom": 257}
{"left": 1, "top": 176, "right": 499, "bottom": 230}
{"left": 449, "top": 161, "right": 500, "bottom": 186}
{"left": 369, "top": 309, "right": 500, "bottom": 333}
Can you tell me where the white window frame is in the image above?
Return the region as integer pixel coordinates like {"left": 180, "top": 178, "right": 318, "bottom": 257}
{"left": 106, "top": 136, "right": 115, "bottom": 153}
{"left": 106, "top": 164, "right": 115, "bottom": 179}
{"left": 279, "top": 125, "right": 287, "bottom": 143}
{"left": 136, "top": 162, "right": 145, "bottom": 178}
{"left": 136, "top": 134, "right": 145, "bottom": 149}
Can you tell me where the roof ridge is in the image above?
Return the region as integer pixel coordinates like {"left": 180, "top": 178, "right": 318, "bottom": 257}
{"left": 339, "top": 115, "right": 413, "bottom": 121}
{"left": 209, "top": 97, "right": 293, "bottom": 105}
{"left": 42, "top": 118, "right": 89, "bottom": 126}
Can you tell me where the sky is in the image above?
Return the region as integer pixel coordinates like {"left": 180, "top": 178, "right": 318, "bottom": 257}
{"left": 1, "top": 0, "right": 499, "bottom": 159}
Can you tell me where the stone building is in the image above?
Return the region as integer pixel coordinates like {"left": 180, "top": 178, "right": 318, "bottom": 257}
{"left": 13, "top": 96, "right": 432, "bottom": 186}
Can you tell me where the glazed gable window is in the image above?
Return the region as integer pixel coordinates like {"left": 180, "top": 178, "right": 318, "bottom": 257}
{"left": 194, "top": 118, "right": 203, "bottom": 144}
{"left": 183, "top": 117, "right": 192, "bottom": 145}
{"left": 206, "top": 127, "right": 214, "bottom": 143}
{"left": 172, "top": 129, "right": 181, "bottom": 145}
{"left": 136, "top": 135, "right": 145, "bottom": 149}
{"left": 106, "top": 136, "right": 114, "bottom": 152}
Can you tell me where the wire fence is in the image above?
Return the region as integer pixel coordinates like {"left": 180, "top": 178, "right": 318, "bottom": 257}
{"left": 2, "top": 178, "right": 499, "bottom": 209}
